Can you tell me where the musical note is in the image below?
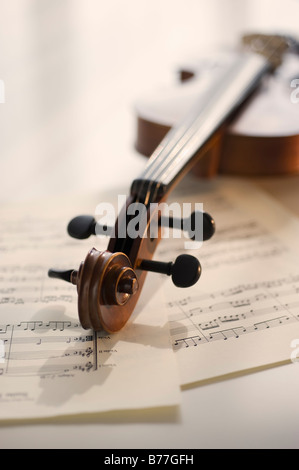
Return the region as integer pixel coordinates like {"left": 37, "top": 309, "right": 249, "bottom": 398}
{"left": 170, "top": 276, "right": 299, "bottom": 350}
{"left": 173, "top": 335, "right": 205, "bottom": 349}
{"left": 199, "top": 320, "right": 220, "bottom": 331}
{"left": 0, "top": 319, "right": 97, "bottom": 377}
{"left": 218, "top": 314, "right": 243, "bottom": 323}
{"left": 16, "top": 321, "right": 43, "bottom": 331}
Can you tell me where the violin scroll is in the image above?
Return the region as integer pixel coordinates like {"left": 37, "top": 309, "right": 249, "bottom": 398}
{"left": 48, "top": 200, "right": 214, "bottom": 332}
{"left": 48, "top": 242, "right": 204, "bottom": 332}
{"left": 49, "top": 248, "right": 139, "bottom": 333}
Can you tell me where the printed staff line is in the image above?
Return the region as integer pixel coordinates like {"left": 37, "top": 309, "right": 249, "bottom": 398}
{"left": 167, "top": 275, "right": 299, "bottom": 309}
{"left": 3, "top": 361, "right": 94, "bottom": 377}
{"left": 1, "top": 335, "right": 94, "bottom": 346}
{"left": 3, "top": 347, "right": 94, "bottom": 361}
{"left": 175, "top": 302, "right": 299, "bottom": 324}
{"left": 172, "top": 315, "right": 294, "bottom": 349}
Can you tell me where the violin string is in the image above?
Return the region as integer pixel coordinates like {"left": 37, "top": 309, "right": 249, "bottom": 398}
{"left": 145, "top": 84, "right": 223, "bottom": 183}
{"left": 154, "top": 34, "right": 282, "bottom": 185}
{"left": 141, "top": 34, "right": 286, "bottom": 187}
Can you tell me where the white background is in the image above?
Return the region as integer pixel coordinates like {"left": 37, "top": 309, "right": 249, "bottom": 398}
{"left": 1, "top": 0, "right": 299, "bottom": 449}
{"left": 0, "top": 0, "right": 298, "bottom": 202}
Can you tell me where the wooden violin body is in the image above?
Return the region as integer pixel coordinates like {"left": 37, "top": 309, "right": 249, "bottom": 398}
{"left": 135, "top": 50, "right": 299, "bottom": 177}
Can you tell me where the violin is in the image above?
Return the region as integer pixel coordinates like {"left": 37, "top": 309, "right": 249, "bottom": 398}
{"left": 49, "top": 33, "right": 298, "bottom": 333}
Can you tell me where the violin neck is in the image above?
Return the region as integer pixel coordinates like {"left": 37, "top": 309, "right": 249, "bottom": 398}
{"left": 131, "top": 33, "right": 293, "bottom": 202}
{"left": 131, "top": 52, "right": 269, "bottom": 202}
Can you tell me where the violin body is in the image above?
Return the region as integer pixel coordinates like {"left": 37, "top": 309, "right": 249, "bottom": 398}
{"left": 135, "top": 50, "right": 299, "bottom": 177}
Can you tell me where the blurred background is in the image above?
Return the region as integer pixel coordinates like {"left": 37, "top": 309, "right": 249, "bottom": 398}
{"left": 0, "top": 0, "right": 298, "bottom": 202}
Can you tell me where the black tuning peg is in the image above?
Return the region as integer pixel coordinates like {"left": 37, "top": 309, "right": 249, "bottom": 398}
{"left": 139, "top": 254, "right": 201, "bottom": 288}
{"left": 160, "top": 211, "right": 215, "bottom": 241}
{"left": 67, "top": 215, "right": 96, "bottom": 239}
{"left": 67, "top": 211, "right": 215, "bottom": 243}
{"left": 48, "top": 266, "right": 137, "bottom": 296}
{"left": 67, "top": 215, "right": 112, "bottom": 239}
{"left": 48, "top": 268, "right": 77, "bottom": 284}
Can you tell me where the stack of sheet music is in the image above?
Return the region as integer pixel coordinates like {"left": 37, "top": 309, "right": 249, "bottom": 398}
{"left": 1, "top": 177, "right": 299, "bottom": 420}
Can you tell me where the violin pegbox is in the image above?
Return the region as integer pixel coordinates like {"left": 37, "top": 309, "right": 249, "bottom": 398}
{"left": 48, "top": 203, "right": 215, "bottom": 332}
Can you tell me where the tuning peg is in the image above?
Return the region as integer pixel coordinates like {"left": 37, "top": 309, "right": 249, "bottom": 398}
{"left": 67, "top": 215, "right": 95, "bottom": 239}
{"left": 138, "top": 254, "right": 201, "bottom": 288}
{"left": 160, "top": 211, "right": 215, "bottom": 241}
{"left": 48, "top": 264, "right": 137, "bottom": 296}
{"left": 48, "top": 268, "right": 78, "bottom": 284}
{"left": 67, "top": 211, "right": 215, "bottom": 243}
{"left": 67, "top": 215, "right": 112, "bottom": 239}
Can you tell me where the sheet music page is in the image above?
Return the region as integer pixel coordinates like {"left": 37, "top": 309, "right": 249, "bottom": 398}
{"left": 0, "top": 196, "right": 180, "bottom": 420}
{"left": 157, "top": 176, "right": 299, "bottom": 386}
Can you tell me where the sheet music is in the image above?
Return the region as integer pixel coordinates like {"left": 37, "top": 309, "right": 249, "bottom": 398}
{"left": 2, "top": 178, "right": 298, "bottom": 418}
{"left": 0, "top": 197, "right": 180, "bottom": 420}
{"left": 157, "top": 177, "right": 299, "bottom": 385}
